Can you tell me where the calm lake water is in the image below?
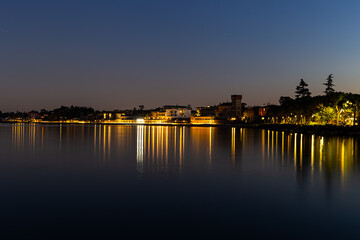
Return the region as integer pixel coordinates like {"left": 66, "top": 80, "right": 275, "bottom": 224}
{"left": 1, "top": 123, "right": 360, "bottom": 239}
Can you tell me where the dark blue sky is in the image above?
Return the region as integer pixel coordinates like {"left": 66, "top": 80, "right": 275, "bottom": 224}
{"left": 1, "top": 0, "right": 360, "bottom": 111}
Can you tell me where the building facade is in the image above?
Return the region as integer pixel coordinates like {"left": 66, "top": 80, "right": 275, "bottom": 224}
{"left": 196, "top": 106, "right": 217, "bottom": 116}
{"left": 216, "top": 102, "right": 232, "bottom": 118}
{"left": 165, "top": 108, "right": 191, "bottom": 120}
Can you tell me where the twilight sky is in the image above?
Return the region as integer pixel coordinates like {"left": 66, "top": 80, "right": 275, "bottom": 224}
{"left": 1, "top": 0, "right": 360, "bottom": 111}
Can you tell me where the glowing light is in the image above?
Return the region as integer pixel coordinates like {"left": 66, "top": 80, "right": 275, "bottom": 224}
{"left": 136, "top": 118, "right": 145, "bottom": 123}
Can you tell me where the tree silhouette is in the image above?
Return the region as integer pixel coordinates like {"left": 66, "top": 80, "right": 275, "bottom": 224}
{"left": 279, "top": 96, "right": 292, "bottom": 105}
{"left": 324, "top": 74, "right": 335, "bottom": 95}
{"left": 295, "top": 79, "right": 311, "bottom": 99}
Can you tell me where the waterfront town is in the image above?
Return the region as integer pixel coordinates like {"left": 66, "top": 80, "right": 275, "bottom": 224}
{"left": 1, "top": 94, "right": 243, "bottom": 125}
{"left": 3, "top": 2, "right": 360, "bottom": 238}
{"left": 1, "top": 88, "right": 360, "bottom": 127}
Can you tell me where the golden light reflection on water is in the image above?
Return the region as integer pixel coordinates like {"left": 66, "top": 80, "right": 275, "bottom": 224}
{"left": 8, "top": 124, "right": 360, "bottom": 185}
{"left": 209, "top": 127, "right": 212, "bottom": 166}
{"left": 320, "top": 136, "right": 324, "bottom": 172}
{"left": 311, "top": 135, "right": 315, "bottom": 174}
{"left": 341, "top": 139, "right": 345, "bottom": 183}
{"left": 281, "top": 132, "right": 285, "bottom": 165}
{"left": 259, "top": 129, "right": 359, "bottom": 186}
{"left": 300, "top": 134, "right": 303, "bottom": 169}
{"left": 262, "top": 130, "right": 265, "bottom": 162}
{"left": 231, "top": 127, "right": 236, "bottom": 167}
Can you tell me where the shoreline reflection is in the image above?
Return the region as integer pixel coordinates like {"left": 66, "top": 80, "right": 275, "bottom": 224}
{"left": 7, "top": 124, "right": 360, "bottom": 188}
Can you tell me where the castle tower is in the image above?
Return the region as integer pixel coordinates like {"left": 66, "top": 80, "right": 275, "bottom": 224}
{"left": 231, "top": 95, "right": 242, "bottom": 119}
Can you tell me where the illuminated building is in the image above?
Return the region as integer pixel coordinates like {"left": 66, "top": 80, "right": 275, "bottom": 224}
{"left": 150, "top": 111, "right": 167, "bottom": 120}
{"left": 102, "top": 112, "right": 114, "bottom": 120}
{"left": 259, "top": 106, "right": 269, "bottom": 117}
{"left": 191, "top": 116, "right": 220, "bottom": 124}
{"left": 163, "top": 105, "right": 192, "bottom": 122}
{"left": 115, "top": 113, "right": 125, "bottom": 119}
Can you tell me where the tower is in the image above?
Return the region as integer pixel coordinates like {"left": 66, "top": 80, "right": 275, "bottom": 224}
{"left": 231, "top": 95, "right": 242, "bottom": 119}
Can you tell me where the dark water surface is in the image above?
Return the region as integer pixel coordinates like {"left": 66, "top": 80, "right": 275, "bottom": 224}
{"left": 1, "top": 123, "right": 360, "bottom": 239}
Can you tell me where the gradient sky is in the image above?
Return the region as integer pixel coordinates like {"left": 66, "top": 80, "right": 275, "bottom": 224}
{"left": 1, "top": 0, "right": 360, "bottom": 111}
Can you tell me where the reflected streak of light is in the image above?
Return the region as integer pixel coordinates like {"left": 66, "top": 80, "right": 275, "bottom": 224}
{"left": 94, "top": 125, "right": 96, "bottom": 156}
{"left": 240, "top": 128, "right": 244, "bottom": 149}
{"left": 59, "top": 124, "right": 62, "bottom": 153}
{"left": 183, "top": 126, "right": 185, "bottom": 165}
{"left": 28, "top": 125, "right": 31, "bottom": 151}
{"left": 276, "top": 131, "right": 278, "bottom": 160}
{"left": 300, "top": 134, "right": 303, "bottom": 169}
{"left": 103, "top": 125, "right": 106, "bottom": 160}
{"left": 23, "top": 124, "right": 25, "bottom": 149}
{"left": 41, "top": 126, "right": 44, "bottom": 152}
{"left": 294, "top": 133, "right": 297, "bottom": 170}
{"left": 107, "top": 126, "right": 111, "bottom": 158}
{"left": 319, "top": 137, "right": 324, "bottom": 172}
{"left": 267, "top": 130, "right": 270, "bottom": 161}
{"left": 156, "top": 127, "right": 160, "bottom": 165}
{"left": 174, "top": 127, "right": 177, "bottom": 163}
{"left": 271, "top": 131, "right": 274, "bottom": 161}
{"left": 99, "top": 125, "right": 102, "bottom": 157}
{"left": 96, "top": 125, "right": 102, "bottom": 155}
{"left": 287, "top": 134, "right": 290, "bottom": 162}
{"left": 161, "top": 127, "right": 164, "bottom": 169}
{"left": 148, "top": 126, "right": 150, "bottom": 160}
{"left": 137, "top": 125, "right": 144, "bottom": 174}
{"left": 19, "top": 124, "right": 23, "bottom": 152}
{"left": 179, "top": 127, "right": 183, "bottom": 172}
{"left": 262, "top": 130, "right": 265, "bottom": 163}
{"left": 209, "top": 127, "right": 212, "bottom": 167}
{"left": 184, "top": 127, "right": 186, "bottom": 167}
{"left": 17, "top": 124, "right": 21, "bottom": 151}
{"left": 311, "top": 135, "right": 314, "bottom": 173}
{"left": 13, "top": 124, "right": 17, "bottom": 152}
{"left": 231, "top": 127, "right": 235, "bottom": 167}
{"left": 166, "top": 127, "right": 168, "bottom": 169}
{"left": 32, "top": 124, "right": 35, "bottom": 153}
{"left": 281, "top": 132, "right": 284, "bottom": 165}
{"left": 144, "top": 126, "right": 147, "bottom": 161}
{"left": 11, "top": 124, "right": 13, "bottom": 151}
{"left": 152, "top": 126, "right": 155, "bottom": 163}
{"left": 341, "top": 139, "right": 345, "bottom": 182}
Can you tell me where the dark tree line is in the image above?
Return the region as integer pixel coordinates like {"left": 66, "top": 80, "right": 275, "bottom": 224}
{"left": 0, "top": 106, "right": 99, "bottom": 121}
{"left": 242, "top": 74, "right": 360, "bottom": 126}
{"left": 0, "top": 111, "right": 28, "bottom": 120}
{"left": 45, "top": 106, "right": 97, "bottom": 121}
{"left": 266, "top": 75, "right": 360, "bottom": 125}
